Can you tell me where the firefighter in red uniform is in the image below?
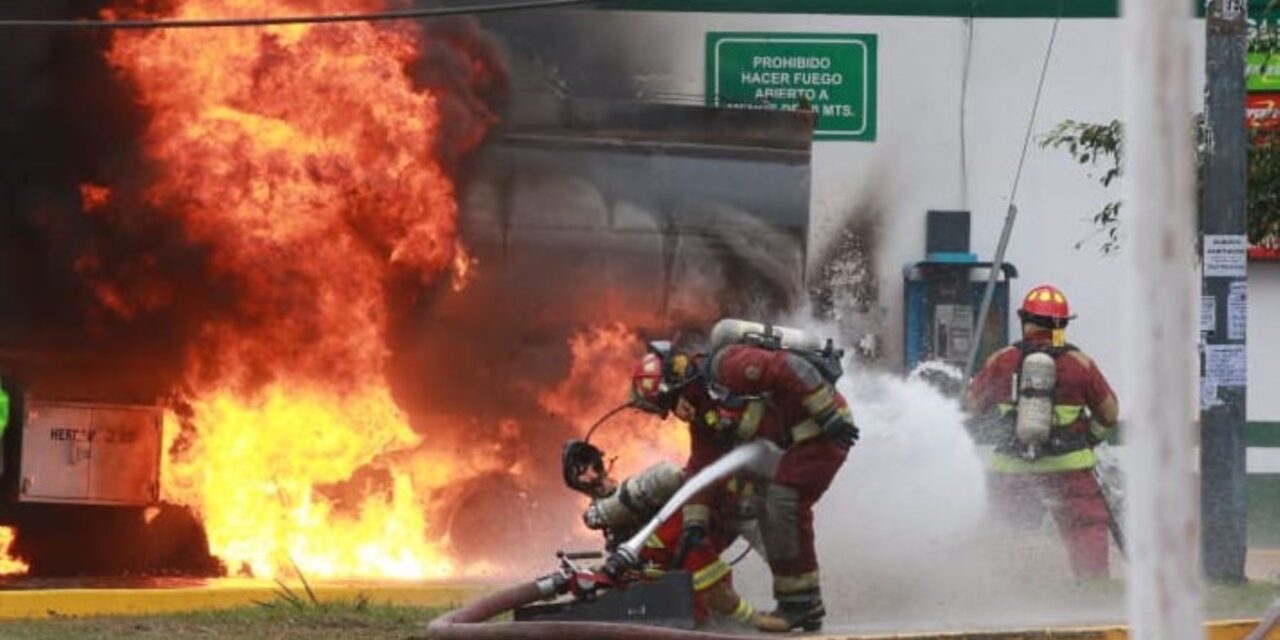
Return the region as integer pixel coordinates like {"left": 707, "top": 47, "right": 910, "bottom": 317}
{"left": 562, "top": 439, "right": 767, "bottom": 628}
{"left": 966, "top": 285, "right": 1120, "bottom": 579}
{"left": 630, "top": 325, "right": 856, "bottom": 632}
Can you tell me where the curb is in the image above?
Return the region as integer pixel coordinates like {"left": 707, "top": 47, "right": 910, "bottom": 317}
{"left": 812, "top": 620, "right": 1275, "bottom": 640}
{"left": 0, "top": 582, "right": 489, "bottom": 619}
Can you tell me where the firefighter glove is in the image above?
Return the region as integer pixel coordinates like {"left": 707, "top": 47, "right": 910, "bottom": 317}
{"left": 816, "top": 406, "right": 858, "bottom": 448}
{"left": 671, "top": 521, "right": 707, "bottom": 570}
{"left": 1086, "top": 420, "right": 1111, "bottom": 447}
{"left": 583, "top": 502, "right": 607, "bottom": 530}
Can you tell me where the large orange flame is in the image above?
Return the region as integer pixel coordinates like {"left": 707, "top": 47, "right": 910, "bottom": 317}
{"left": 0, "top": 527, "right": 28, "bottom": 576}
{"left": 105, "top": 0, "right": 491, "bottom": 579}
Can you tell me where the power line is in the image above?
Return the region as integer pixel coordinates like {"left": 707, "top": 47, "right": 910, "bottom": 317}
{"left": 0, "top": 0, "right": 595, "bottom": 30}
{"left": 965, "top": 0, "right": 1064, "bottom": 379}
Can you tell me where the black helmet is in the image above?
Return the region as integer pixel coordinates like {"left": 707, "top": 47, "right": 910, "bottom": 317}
{"left": 562, "top": 439, "right": 606, "bottom": 495}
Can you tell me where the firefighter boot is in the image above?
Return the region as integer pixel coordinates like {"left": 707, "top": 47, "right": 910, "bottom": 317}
{"left": 761, "top": 592, "right": 825, "bottom": 633}
{"left": 749, "top": 610, "right": 796, "bottom": 633}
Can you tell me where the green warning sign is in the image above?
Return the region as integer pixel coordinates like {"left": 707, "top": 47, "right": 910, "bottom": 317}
{"left": 706, "top": 32, "right": 877, "bottom": 142}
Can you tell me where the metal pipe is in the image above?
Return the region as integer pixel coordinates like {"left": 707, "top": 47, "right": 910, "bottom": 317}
{"left": 1120, "top": 0, "right": 1204, "bottom": 636}
{"left": 965, "top": 7, "right": 1062, "bottom": 379}
{"left": 965, "top": 204, "right": 1017, "bottom": 380}
{"left": 1243, "top": 599, "right": 1280, "bottom": 640}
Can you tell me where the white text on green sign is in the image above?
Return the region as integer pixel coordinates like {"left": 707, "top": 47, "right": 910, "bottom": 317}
{"left": 706, "top": 33, "right": 877, "bottom": 141}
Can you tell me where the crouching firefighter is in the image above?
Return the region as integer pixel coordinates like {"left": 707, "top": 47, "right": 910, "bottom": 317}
{"left": 561, "top": 439, "right": 775, "bottom": 629}
{"left": 966, "top": 285, "right": 1120, "bottom": 579}
{"left": 629, "top": 319, "right": 857, "bottom": 632}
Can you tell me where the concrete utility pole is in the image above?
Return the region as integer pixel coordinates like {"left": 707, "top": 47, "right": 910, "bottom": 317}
{"left": 1202, "top": 0, "right": 1249, "bottom": 583}
{"left": 1122, "top": 0, "right": 1204, "bottom": 636}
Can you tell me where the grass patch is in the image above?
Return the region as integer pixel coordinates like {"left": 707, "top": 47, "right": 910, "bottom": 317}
{"left": 0, "top": 601, "right": 445, "bottom": 640}
{"left": 1044, "top": 578, "right": 1280, "bottom": 619}
{"left": 1206, "top": 581, "right": 1280, "bottom": 617}
{"left": 0, "top": 580, "right": 1275, "bottom": 638}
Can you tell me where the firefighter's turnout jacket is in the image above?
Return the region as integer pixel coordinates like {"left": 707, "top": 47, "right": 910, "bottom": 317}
{"left": 966, "top": 333, "right": 1120, "bottom": 578}
{"left": 685, "top": 344, "right": 852, "bottom": 603}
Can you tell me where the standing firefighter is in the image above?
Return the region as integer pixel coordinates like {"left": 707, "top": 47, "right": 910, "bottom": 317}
{"left": 630, "top": 320, "right": 856, "bottom": 632}
{"left": 966, "top": 285, "right": 1120, "bottom": 579}
{"left": 561, "top": 439, "right": 774, "bottom": 629}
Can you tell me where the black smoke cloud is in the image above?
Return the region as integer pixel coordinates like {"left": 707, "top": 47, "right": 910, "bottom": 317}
{"left": 0, "top": 0, "right": 229, "bottom": 400}
{"left": 0, "top": 4, "right": 511, "bottom": 402}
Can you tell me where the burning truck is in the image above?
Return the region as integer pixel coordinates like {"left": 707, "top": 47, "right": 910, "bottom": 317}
{"left": 0, "top": 1, "right": 816, "bottom": 580}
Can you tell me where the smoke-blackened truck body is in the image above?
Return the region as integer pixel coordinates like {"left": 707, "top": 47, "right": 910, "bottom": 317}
{"left": 0, "top": 367, "right": 215, "bottom": 577}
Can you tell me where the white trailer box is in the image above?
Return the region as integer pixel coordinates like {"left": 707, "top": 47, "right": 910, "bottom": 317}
{"left": 17, "top": 398, "right": 162, "bottom": 507}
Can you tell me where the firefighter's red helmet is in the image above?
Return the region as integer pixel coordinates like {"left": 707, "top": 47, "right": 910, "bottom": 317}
{"left": 630, "top": 341, "right": 698, "bottom": 417}
{"left": 631, "top": 352, "right": 667, "bottom": 411}
{"left": 1018, "top": 285, "right": 1076, "bottom": 322}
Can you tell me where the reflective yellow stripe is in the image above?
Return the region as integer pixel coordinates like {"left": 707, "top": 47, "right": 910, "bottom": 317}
{"left": 802, "top": 385, "right": 835, "bottom": 415}
{"left": 1054, "top": 404, "right": 1084, "bottom": 426}
{"left": 692, "top": 560, "right": 731, "bottom": 591}
{"left": 789, "top": 405, "right": 852, "bottom": 444}
{"left": 645, "top": 534, "right": 665, "bottom": 549}
{"left": 731, "top": 597, "right": 754, "bottom": 622}
{"left": 773, "top": 570, "right": 820, "bottom": 594}
{"left": 737, "top": 400, "right": 765, "bottom": 440}
{"left": 1089, "top": 420, "right": 1111, "bottom": 442}
{"left": 643, "top": 566, "right": 665, "bottom": 579}
{"left": 789, "top": 419, "right": 822, "bottom": 444}
{"left": 997, "top": 403, "right": 1084, "bottom": 426}
{"left": 990, "top": 448, "right": 1096, "bottom": 473}
{"left": 682, "top": 504, "right": 710, "bottom": 528}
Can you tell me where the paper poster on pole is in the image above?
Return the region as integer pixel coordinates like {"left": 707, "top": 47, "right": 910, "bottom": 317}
{"left": 1201, "top": 377, "right": 1223, "bottom": 410}
{"left": 1228, "top": 281, "right": 1247, "bottom": 341}
{"left": 1205, "top": 344, "right": 1247, "bottom": 387}
{"left": 1201, "top": 295, "right": 1216, "bottom": 334}
{"left": 1203, "top": 234, "right": 1248, "bottom": 277}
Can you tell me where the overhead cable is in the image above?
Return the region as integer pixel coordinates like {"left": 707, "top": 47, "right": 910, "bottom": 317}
{"left": 0, "top": 0, "right": 594, "bottom": 30}
{"left": 965, "top": 0, "right": 1065, "bottom": 379}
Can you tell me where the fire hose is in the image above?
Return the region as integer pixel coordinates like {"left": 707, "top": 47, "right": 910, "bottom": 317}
{"left": 427, "top": 441, "right": 784, "bottom": 640}
{"left": 427, "top": 581, "right": 770, "bottom": 640}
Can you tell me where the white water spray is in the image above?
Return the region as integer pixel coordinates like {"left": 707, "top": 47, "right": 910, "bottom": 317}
{"left": 729, "top": 326, "right": 1130, "bottom": 630}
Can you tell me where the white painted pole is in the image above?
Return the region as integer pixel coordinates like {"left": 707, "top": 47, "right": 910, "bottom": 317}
{"left": 1121, "top": 0, "right": 1204, "bottom": 637}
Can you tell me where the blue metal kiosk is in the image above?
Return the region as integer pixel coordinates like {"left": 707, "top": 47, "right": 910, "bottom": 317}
{"left": 903, "top": 211, "right": 1017, "bottom": 372}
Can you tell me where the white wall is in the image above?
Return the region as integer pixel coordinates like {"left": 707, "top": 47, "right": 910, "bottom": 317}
{"left": 553, "top": 11, "right": 1278, "bottom": 420}
{"left": 1249, "top": 262, "right": 1280, "bottom": 421}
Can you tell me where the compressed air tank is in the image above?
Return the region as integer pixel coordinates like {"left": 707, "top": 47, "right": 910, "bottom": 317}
{"left": 709, "top": 318, "right": 824, "bottom": 352}
{"left": 1015, "top": 352, "right": 1057, "bottom": 445}
{"left": 587, "top": 461, "right": 684, "bottom": 530}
